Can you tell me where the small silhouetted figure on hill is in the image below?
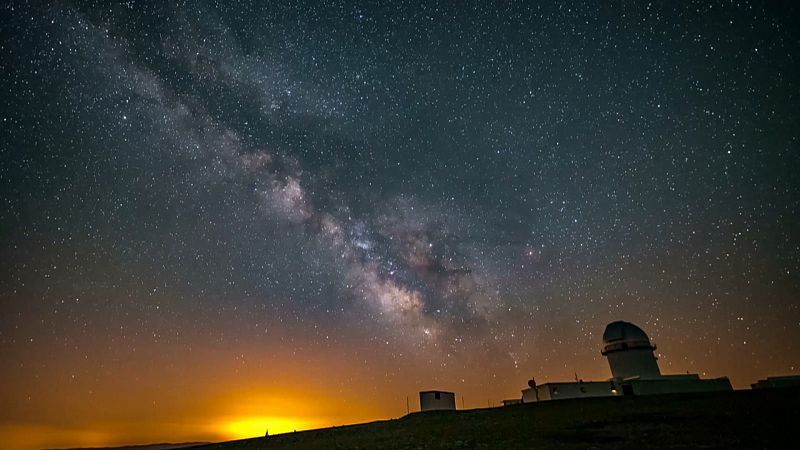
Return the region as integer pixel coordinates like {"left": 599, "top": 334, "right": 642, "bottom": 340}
{"left": 265, "top": 428, "right": 269, "bottom": 437}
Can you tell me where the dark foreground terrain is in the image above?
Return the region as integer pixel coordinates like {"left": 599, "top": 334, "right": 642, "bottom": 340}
{"left": 196, "top": 388, "right": 800, "bottom": 450}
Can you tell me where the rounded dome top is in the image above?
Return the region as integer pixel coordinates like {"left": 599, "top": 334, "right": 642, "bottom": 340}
{"left": 601, "top": 321, "right": 655, "bottom": 355}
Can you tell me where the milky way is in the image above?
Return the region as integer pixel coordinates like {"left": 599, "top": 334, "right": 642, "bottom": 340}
{"left": 1, "top": 1, "right": 799, "bottom": 449}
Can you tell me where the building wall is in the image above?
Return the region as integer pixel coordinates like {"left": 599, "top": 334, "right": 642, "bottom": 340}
{"left": 419, "top": 391, "right": 456, "bottom": 411}
{"left": 751, "top": 375, "right": 800, "bottom": 389}
{"left": 606, "top": 348, "right": 661, "bottom": 380}
{"left": 521, "top": 387, "right": 539, "bottom": 403}
{"left": 545, "top": 382, "right": 616, "bottom": 400}
{"left": 522, "top": 382, "right": 615, "bottom": 402}
{"left": 625, "top": 377, "right": 732, "bottom": 395}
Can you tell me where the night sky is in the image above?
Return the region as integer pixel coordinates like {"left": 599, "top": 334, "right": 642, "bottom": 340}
{"left": 2, "top": 1, "right": 799, "bottom": 449}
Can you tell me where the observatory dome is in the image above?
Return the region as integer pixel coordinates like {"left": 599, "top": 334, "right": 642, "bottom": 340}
{"left": 601, "top": 321, "right": 655, "bottom": 355}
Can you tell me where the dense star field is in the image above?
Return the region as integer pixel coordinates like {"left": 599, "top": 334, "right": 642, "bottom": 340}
{"left": 1, "top": 1, "right": 799, "bottom": 449}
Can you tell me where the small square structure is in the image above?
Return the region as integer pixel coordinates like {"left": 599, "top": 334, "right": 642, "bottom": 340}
{"left": 419, "top": 390, "right": 456, "bottom": 411}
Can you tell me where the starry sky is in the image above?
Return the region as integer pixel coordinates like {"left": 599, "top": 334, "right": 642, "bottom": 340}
{"left": 1, "top": 1, "right": 799, "bottom": 449}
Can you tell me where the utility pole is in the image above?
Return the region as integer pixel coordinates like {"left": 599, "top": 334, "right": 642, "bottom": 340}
{"left": 406, "top": 395, "right": 409, "bottom": 415}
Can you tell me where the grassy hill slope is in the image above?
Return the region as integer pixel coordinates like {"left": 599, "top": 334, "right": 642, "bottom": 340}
{"left": 195, "top": 388, "right": 800, "bottom": 449}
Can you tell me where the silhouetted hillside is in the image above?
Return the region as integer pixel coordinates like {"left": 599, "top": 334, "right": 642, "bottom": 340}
{"left": 193, "top": 388, "right": 800, "bottom": 449}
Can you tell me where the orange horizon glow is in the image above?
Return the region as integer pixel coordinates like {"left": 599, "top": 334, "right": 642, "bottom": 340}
{"left": 3, "top": 293, "right": 797, "bottom": 450}
{"left": 4, "top": 318, "right": 798, "bottom": 450}
{"left": 0, "top": 390, "right": 374, "bottom": 450}
{"left": 221, "top": 415, "right": 318, "bottom": 439}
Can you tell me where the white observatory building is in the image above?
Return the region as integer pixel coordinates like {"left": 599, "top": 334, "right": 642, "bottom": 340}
{"left": 602, "top": 320, "right": 662, "bottom": 381}
{"left": 519, "top": 320, "right": 732, "bottom": 402}
{"left": 600, "top": 321, "right": 732, "bottom": 396}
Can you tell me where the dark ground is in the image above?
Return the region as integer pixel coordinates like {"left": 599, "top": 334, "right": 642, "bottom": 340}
{"left": 194, "top": 388, "right": 800, "bottom": 450}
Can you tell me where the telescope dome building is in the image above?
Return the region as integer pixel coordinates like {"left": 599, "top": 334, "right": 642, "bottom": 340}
{"left": 601, "top": 321, "right": 661, "bottom": 381}
{"left": 519, "top": 320, "right": 732, "bottom": 402}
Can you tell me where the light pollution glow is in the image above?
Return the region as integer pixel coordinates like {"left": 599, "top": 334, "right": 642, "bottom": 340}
{"left": 1, "top": 303, "right": 784, "bottom": 450}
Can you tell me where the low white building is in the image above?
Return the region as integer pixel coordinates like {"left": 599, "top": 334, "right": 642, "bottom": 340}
{"left": 522, "top": 380, "right": 615, "bottom": 402}
{"left": 419, "top": 390, "right": 456, "bottom": 411}
{"left": 617, "top": 374, "right": 732, "bottom": 395}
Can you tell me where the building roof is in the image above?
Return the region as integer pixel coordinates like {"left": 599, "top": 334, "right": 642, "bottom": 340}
{"left": 601, "top": 321, "right": 656, "bottom": 355}
{"left": 419, "top": 390, "right": 454, "bottom": 395}
{"left": 523, "top": 380, "right": 611, "bottom": 388}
